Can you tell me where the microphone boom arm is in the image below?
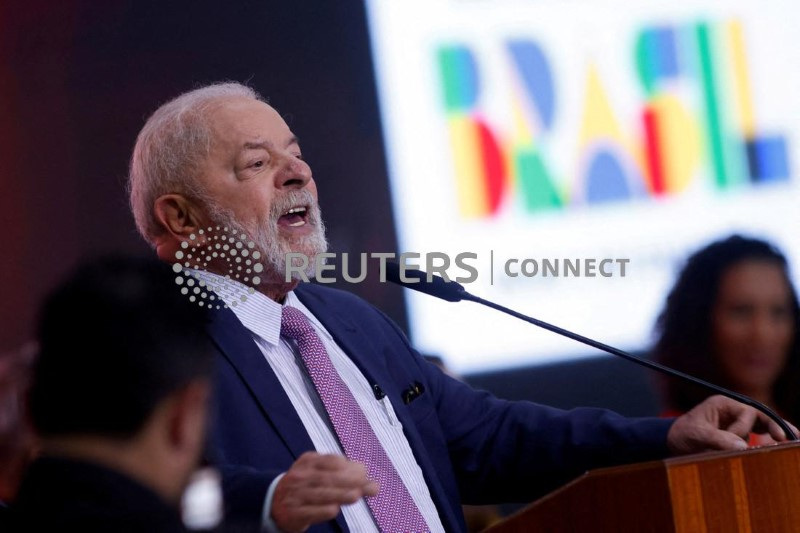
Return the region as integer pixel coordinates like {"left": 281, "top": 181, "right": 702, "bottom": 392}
{"left": 461, "top": 291, "right": 796, "bottom": 441}
{"left": 384, "top": 262, "right": 797, "bottom": 441}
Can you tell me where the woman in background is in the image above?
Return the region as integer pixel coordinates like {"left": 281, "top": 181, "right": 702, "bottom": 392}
{"left": 652, "top": 235, "right": 800, "bottom": 443}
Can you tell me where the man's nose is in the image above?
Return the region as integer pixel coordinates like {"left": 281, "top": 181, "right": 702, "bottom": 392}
{"left": 275, "top": 153, "right": 312, "bottom": 190}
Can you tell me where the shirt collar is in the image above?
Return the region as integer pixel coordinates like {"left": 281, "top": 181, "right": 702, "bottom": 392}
{"left": 186, "top": 269, "right": 332, "bottom": 346}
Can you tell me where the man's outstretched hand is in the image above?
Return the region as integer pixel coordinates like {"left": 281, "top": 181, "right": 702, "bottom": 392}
{"left": 667, "top": 395, "right": 797, "bottom": 455}
{"left": 271, "top": 452, "right": 378, "bottom": 533}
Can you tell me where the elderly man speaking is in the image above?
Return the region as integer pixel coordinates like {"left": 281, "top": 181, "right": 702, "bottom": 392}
{"left": 128, "top": 83, "right": 789, "bottom": 533}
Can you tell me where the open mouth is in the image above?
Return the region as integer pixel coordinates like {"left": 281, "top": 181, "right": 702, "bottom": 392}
{"left": 278, "top": 205, "right": 309, "bottom": 227}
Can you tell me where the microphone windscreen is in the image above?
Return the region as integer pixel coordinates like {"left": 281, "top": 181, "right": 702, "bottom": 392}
{"left": 385, "top": 262, "right": 466, "bottom": 302}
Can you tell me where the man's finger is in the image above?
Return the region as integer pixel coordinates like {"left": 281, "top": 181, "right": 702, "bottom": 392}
{"left": 705, "top": 429, "right": 749, "bottom": 451}
{"left": 748, "top": 412, "right": 792, "bottom": 442}
{"left": 364, "top": 480, "right": 379, "bottom": 497}
{"left": 323, "top": 461, "right": 369, "bottom": 486}
{"left": 724, "top": 407, "right": 758, "bottom": 440}
{"left": 298, "top": 485, "right": 373, "bottom": 506}
{"left": 295, "top": 503, "right": 342, "bottom": 525}
{"left": 761, "top": 415, "right": 789, "bottom": 442}
{"left": 306, "top": 453, "right": 353, "bottom": 471}
{"left": 307, "top": 455, "right": 373, "bottom": 489}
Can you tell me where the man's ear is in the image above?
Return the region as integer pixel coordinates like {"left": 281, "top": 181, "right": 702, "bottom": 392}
{"left": 153, "top": 194, "right": 205, "bottom": 241}
{"left": 166, "top": 380, "right": 211, "bottom": 454}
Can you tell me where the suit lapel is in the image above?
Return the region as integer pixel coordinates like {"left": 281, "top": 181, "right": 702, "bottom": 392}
{"left": 206, "top": 307, "right": 316, "bottom": 460}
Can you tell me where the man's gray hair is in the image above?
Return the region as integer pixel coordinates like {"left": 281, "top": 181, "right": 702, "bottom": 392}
{"left": 128, "top": 82, "right": 262, "bottom": 245}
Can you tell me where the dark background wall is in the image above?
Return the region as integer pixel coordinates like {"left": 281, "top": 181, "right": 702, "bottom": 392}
{"left": 0, "top": 0, "right": 663, "bottom": 416}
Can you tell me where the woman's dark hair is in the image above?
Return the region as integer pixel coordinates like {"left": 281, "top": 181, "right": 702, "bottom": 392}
{"left": 652, "top": 235, "right": 800, "bottom": 422}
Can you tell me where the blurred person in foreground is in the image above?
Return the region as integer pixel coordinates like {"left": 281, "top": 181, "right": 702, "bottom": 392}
{"left": 0, "top": 345, "right": 36, "bottom": 499}
{"left": 0, "top": 345, "right": 36, "bottom": 526}
{"left": 653, "top": 235, "right": 800, "bottom": 446}
{"left": 9, "top": 256, "right": 213, "bottom": 532}
{"left": 128, "top": 82, "right": 792, "bottom": 533}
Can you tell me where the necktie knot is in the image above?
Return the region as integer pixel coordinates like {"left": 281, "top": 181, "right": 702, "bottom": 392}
{"left": 281, "top": 306, "right": 315, "bottom": 341}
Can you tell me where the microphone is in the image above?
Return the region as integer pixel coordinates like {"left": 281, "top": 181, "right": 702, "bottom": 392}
{"left": 385, "top": 262, "right": 798, "bottom": 441}
{"left": 385, "top": 261, "right": 469, "bottom": 302}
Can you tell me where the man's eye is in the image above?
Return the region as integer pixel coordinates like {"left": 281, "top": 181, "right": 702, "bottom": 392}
{"left": 295, "top": 153, "right": 304, "bottom": 161}
{"left": 252, "top": 160, "right": 264, "bottom": 168}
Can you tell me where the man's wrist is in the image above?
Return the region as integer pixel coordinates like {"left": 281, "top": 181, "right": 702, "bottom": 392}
{"left": 261, "top": 472, "right": 286, "bottom": 533}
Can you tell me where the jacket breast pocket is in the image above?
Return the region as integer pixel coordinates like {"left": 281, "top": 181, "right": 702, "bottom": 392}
{"left": 402, "top": 388, "right": 436, "bottom": 426}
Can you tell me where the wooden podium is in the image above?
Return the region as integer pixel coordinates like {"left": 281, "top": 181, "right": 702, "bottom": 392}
{"left": 485, "top": 442, "right": 800, "bottom": 532}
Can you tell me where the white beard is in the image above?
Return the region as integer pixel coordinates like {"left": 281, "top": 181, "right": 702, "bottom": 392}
{"left": 204, "top": 189, "right": 328, "bottom": 282}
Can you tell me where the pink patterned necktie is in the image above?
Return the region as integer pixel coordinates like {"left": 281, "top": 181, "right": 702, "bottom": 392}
{"left": 280, "top": 306, "right": 430, "bottom": 533}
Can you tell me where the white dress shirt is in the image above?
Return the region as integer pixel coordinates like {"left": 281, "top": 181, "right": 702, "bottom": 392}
{"left": 189, "top": 270, "right": 445, "bottom": 533}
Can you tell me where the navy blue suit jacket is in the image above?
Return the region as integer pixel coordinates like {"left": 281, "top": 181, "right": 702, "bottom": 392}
{"left": 205, "top": 283, "right": 674, "bottom": 532}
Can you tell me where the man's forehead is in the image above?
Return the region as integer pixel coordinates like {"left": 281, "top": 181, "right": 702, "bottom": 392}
{"left": 209, "top": 98, "right": 295, "bottom": 145}
{"left": 243, "top": 135, "right": 299, "bottom": 151}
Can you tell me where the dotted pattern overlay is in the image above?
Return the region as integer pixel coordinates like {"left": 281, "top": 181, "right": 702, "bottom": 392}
{"left": 172, "top": 226, "right": 266, "bottom": 309}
